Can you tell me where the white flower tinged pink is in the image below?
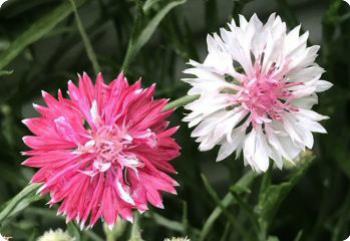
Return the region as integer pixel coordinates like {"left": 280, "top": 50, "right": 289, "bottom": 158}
{"left": 183, "top": 14, "right": 332, "bottom": 172}
{"left": 164, "top": 238, "right": 190, "bottom": 241}
{"left": 22, "top": 73, "right": 180, "bottom": 228}
{"left": 37, "top": 229, "right": 74, "bottom": 241}
{"left": 0, "top": 0, "right": 7, "bottom": 8}
{"left": 0, "top": 234, "right": 8, "bottom": 241}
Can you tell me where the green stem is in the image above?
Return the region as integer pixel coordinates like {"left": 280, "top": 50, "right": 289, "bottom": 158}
{"left": 103, "top": 221, "right": 127, "bottom": 241}
{"left": 69, "top": 0, "right": 101, "bottom": 75}
{"left": 85, "top": 230, "right": 105, "bottom": 241}
{"left": 199, "top": 171, "right": 257, "bottom": 241}
{"left": 128, "top": 213, "right": 144, "bottom": 241}
{"left": 201, "top": 173, "right": 256, "bottom": 241}
{"left": 104, "top": 226, "right": 116, "bottom": 241}
{"left": 164, "top": 95, "right": 199, "bottom": 111}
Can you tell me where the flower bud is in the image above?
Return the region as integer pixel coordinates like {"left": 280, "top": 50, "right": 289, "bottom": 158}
{"left": 37, "top": 229, "right": 74, "bottom": 241}
{"left": 164, "top": 237, "right": 190, "bottom": 241}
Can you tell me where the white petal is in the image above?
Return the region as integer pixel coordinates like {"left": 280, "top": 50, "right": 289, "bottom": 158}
{"left": 244, "top": 128, "right": 270, "bottom": 172}
{"left": 292, "top": 94, "right": 318, "bottom": 109}
{"left": 116, "top": 181, "right": 135, "bottom": 205}
{"left": 217, "top": 126, "right": 246, "bottom": 162}
{"left": 90, "top": 100, "right": 100, "bottom": 125}
{"left": 269, "top": 147, "right": 283, "bottom": 169}
{"left": 298, "top": 109, "right": 329, "bottom": 121}
{"left": 267, "top": 122, "right": 302, "bottom": 161}
{"left": 93, "top": 160, "right": 111, "bottom": 172}
{"left": 315, "top": 80, "right": 333, "bottom": 92}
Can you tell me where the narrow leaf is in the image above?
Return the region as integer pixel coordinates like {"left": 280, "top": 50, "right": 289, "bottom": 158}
{"left": 0, "top": 70, "right": 13, "bottom": 77}
{"left": 122, "top": 0, "right": 186, "bottom": 71}
{"left": 69, "top": 0, "right": 101, "bottom": 74}
{"left": 0, "top": 0, "right": 88, "bottom": 70}
{"left": 67, "top": 222, "right": 81, "bottom": 241}
{"left": 201, "top": 173, "right": 254, "bottom": 241}
{"left": 143, "top": 0, "right": 163, "bottom": 13}
{"left": 256, "top": 153, "right": 315, "bottom": 232}
{"left": 199, "top": 171, "right": 257, "bottom": 241}
{"left": 0, "top": 183, "right": 41, "bottom": 225}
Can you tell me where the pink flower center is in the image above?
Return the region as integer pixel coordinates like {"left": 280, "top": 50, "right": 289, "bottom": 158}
{"left": 78, "top": 125, "right": 136, "bottom": 175}
{"left": 242, "top": 76, "right": 287, "bottom": 121}
{"left": 228, "top": 67, "right": 301, "bottom": 124}
{"left": 92, "top": 126, "right": 131, "bottom": 164}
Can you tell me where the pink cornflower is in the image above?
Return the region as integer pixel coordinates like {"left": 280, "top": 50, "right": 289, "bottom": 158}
{"left": 183, "top": 14, "right": 332, "bottom": 172}
{"left": 22, "top": 73, "right": 180, "bottom": 228}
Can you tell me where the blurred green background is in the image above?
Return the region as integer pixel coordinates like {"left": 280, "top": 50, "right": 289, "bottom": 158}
{"left": 0, "top": 0, "right": 350, "bottom": 241}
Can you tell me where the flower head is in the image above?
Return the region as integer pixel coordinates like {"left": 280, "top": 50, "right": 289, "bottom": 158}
{"left": 0, "top": 0, "right": 8, "bottom": 8}
{"left": 23, "top": 73, "right": 180, "bottom": 228}
{"left": 0, "top": 234, "right": 9, "bottom": 241}
{"left": 37, "top": 229, "right": 74, "bottom": 241}
{"left": 183, "top": 14, "right": 332, "bottom": 172}
{"left": 164, "top": 238, "right": 190, "bottom": 241}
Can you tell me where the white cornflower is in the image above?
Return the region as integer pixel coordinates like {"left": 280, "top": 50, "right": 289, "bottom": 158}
{"left": 37, "top": 229, "right": 74, "bottom": 241}
{"left": 183, "top": 13, "right": 332, "bottom": 172}
{"left": 0, "top": 0, "right": 8, "bottom": 8}
{"left": 344, "top": 235, "right": 350, "bottom": 241}
{"left": 0, "top": 234, "right": 9, "bottom": 241}
{"left": 164, "top": 238, "right": 190, "bottom": 241}
{"left": 344, "top": 0, "right": 350, "bottom": 5}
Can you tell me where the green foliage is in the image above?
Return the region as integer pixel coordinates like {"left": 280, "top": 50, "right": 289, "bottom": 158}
{"left": 0, "top": 0, "right": 88, "bottom": 70}
{"left": 256, "top": 155, "right": 314, "bottom": 239}
{"left": 122, "top": 0, "right": 186, "bottom": 71}
{"left": 67, "top": 222, "right": 82, "bottom": 241}
{"left": 0, "top": 184, "right": 40, "bottom": 226}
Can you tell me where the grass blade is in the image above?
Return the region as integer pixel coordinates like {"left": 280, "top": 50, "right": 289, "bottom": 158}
{"left": 0, "top": 183, "right": 41, "bottom": 225}
{"left": 0, "top": 0, "right": 89, "bottom": 70}
{"left": 122, "top": 0, "right": 186, "bottom": 72}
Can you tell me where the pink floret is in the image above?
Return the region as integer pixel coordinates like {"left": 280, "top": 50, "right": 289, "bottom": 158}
{"left": 22, "top": 72, "right": 180, "bottom": 228}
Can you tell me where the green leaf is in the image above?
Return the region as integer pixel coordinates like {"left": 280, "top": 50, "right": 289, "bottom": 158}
{"left": 0, "top": 70, "right": 13, "bottom": 77}
{"left": 256, "top": 153, "right": 315, "bottom": 233}
{"left": 0, "top": 0, "right": 89, "bottom": 70}
{"left": 201, "top": 173, "right": 255, "bottom": 241}
{"left": 199, "top": 171, "right": 257, "bottom": 241}
{"left": 122, "top": 0, "right": 186, "bottom": 72}
{"left": 293, "top": 230, "right": 303, "bottom": 241}
{"left": 161, "top": 14, "right": 198, "bottom": 60}
{"left": 143, "top": 0, "right": 163, "bottom": 13}
{"left": 67, "top": 222, "right": 81, "bottom": 241}
{"left": 267, "top": 236, "right": 280, "bottom": 241}
{"left": 0, "top": 183, "right": 41, "bottom": 226}
{"left": 69, "top": 0, "right": 100, "bottom": 75}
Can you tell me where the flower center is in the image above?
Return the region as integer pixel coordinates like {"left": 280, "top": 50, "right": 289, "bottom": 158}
{"left": 93, "top": 126, "right": 131, "bottom": 163}
{"left": 78, "top": 125, "right": 135, "bottom": 175}
{"left": 226, "top": 70, "right": 301, "bottom": 124}
{"left": 243, "top": 75, "right": 287, "bottom": 121}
